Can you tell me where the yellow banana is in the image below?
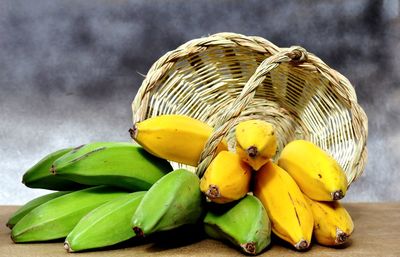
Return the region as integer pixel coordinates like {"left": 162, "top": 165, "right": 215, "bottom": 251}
{"left": 235, "top": 119, "right": 277, "bottom": 170}
{"left": 130, "top": 114, "right": 228, "bottom": 167}
{"left": 200, "top": 151, "right": 251, "bottom": 204}
{"left": 278, "top": 140, "right": 348, "bottom": 201}
{"left": 304, "top": 195, "right": 354, "bottom": 246}
{"left": 253, "top": 161, "right": 313, "bottom": 250}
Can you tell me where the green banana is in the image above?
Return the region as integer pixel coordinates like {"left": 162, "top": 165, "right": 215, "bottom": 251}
{"left": 131, "top": 169, "right": 204, "bottom": 237}
{"left": 204, "top": 195, "right": 271, "bottom": 255}
{"left": 51, "top": 142, "right": 173, "bottom": 191}
{"left": 6, "top": 191, "right": 70, "bottom": 229}
{"left": 11, "top": 186, "right": 129, "bottom": 243}
{"left": 22, "top": 147, "right": 86, "bottom": 190}
{"left": 65, "top": 191, "right": 146, "bottom": 252}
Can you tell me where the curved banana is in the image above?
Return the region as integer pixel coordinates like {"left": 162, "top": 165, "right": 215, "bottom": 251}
{"left": 6, "top": 191, "right": 70, "bottom": 229}
{"left": 204, "top": 195, "right": 271, "bottom": 255}
{"left": 131, "top": 169, "right": 204, "bottom": 237}
{"left": 11, "top": 186, "right": 129, "bottom": 242}
{"left": 304, "top": 195, "right": 354, "bottom": 246}
{"left": 254, "top": 161, "right": 314, "bottom": 250}
{"left": 51, "top": 142, "right": 172, "bottom": 191}
{"left": 65, "top": 191, "right": 146, "bottom": 252}
{"left": 130, "top": 114, "right": 228, "bottom": 166}
{"left": 200, "top": 151, "right": 251, "bottom": 203}
{"left": 235, "top": 119, "right": 277, "bottom": 170}
{"left": 22, "top": 147, "right": 86, "bottom": 190}
{"left": 278, "top": 140, "right": 348, "bottom": 201}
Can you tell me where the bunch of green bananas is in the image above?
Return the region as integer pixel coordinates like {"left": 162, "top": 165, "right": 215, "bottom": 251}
{"left": 7, "top": 142, "right": 207, "bottom": 252}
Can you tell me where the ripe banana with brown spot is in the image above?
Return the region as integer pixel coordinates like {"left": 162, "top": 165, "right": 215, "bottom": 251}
{"left": 278, "top": 139, "right": 348, "bottom": 201}
{"left": 304, "top": 195, "right": 354, "bottom": 246}
{"left": 235, "top": 119, "right": 277, "bottom": 170}
{"left": 200, "top": 151, "right": 252, "bottom": 204}
{"left": 254, "top": 161, "right": 314, "bottom": 250}
{"left": 130, "top": 114, "right": 228, "bottom": 166}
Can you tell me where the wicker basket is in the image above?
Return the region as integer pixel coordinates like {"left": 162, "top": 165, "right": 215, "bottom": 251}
{"left": 131, "top": 32, "right": 368, "bottom": 186}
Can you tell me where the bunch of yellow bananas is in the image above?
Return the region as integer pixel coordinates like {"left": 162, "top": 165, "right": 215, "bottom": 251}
{"left": 131, "top": 114, "right": 354, "bottom": 252}
{"left": 8, "top": 114, "right": 354, "bottom": 255}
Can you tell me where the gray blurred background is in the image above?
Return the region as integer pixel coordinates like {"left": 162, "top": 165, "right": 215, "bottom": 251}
{"left": 1, "top": 0, "right": 399, "bottom": 204}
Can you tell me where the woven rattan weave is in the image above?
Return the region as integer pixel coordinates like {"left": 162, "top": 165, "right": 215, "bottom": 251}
{"left": 131, "top": 32, "right": 368, "bottom": 186}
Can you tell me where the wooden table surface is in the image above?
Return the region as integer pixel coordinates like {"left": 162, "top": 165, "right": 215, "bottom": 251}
{"left": 1, "top": 203, "right": 400, "bottom": 257}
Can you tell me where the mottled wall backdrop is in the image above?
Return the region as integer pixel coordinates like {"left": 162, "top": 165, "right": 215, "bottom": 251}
{"left": 1, "top": 0, "right": 399, "bottom": 204}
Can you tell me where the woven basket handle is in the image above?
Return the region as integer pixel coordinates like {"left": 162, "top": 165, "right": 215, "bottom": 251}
{"left": 196, "top": 46, "right": 308, "bottom": 177}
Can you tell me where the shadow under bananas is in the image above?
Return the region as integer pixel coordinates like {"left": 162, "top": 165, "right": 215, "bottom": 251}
{"left": 144, "top": 223, "right": 207, "bottom": 252}
{"left": 9, "top": 236, "right": 65, "bottom": 245}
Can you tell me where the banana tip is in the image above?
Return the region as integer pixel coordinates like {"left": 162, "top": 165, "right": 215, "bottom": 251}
{"left": 10, "top": 233, "right": 16, "bottom": 243}
{"left": 64, "top": 241, "right": 74, "bottom": 252}
{"left": 246, "top": 146, "right": 258, "bottom": 158}
{"left": 129, "top": 126, "right": 138, "bottom": 139}
{"left": 332, "top": 190, "right": 344, "bottom": 200}
{"left": 133, "top": 226, "right": 144, "bottom": 237}
{"left": 241, "top": 242, "right": 256, "bottom": 255}
{"left": 206, "top": 184, "right": 220, "bottom": 199}
{"left": 294, "top": 239, "right": 309, "bottom": 251}
{"left": 335, "top": 228, "right": 350, "bottom": 244}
